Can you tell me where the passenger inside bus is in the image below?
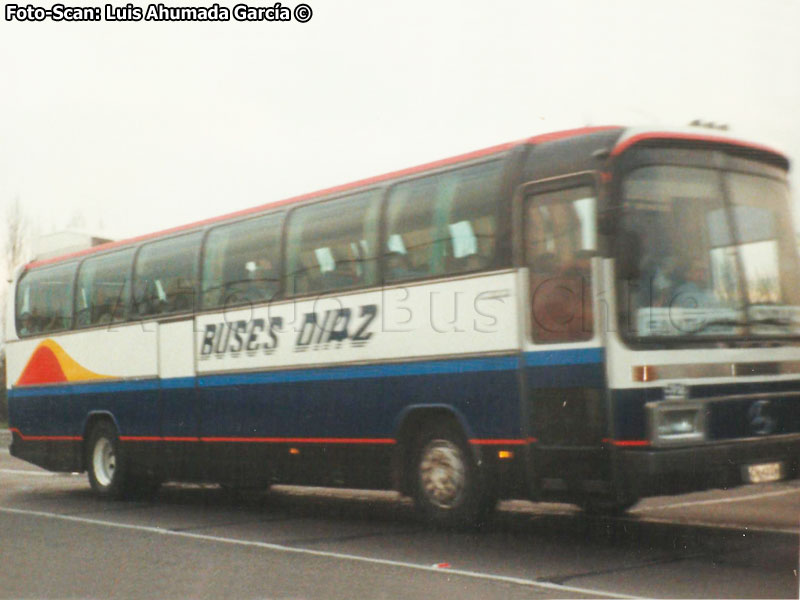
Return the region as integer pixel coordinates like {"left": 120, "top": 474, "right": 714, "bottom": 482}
{"left": 526, "top": 195, "right": 593, "bottom": 342}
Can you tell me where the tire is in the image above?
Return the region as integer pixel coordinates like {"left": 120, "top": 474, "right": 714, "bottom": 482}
{"left": 86, "top": 421, "right": 130, "bottom": 499}
{"left": 411, "top": 422, "right": 492, "bottom": 528}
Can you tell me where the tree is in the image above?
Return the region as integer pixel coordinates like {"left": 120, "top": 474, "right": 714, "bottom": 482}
{"left": 0, "top": 348, "right": 6, "bottom": 424}
{"left": 1, "top": 198, "right": 30, "bottom": 425}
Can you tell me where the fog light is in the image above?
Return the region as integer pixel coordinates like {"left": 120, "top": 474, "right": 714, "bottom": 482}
{"left": 657, "top": 410, "right": 699, "bottom": 436}
{"left": 647, "top": 401, "right": 706, "bottom": 446}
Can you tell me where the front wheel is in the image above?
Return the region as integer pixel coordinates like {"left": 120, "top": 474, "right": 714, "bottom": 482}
{"left": 411, "top": 423, "right": 493, "bottom": 528}
{"left": 86, "top": 421, "right": 129, "bottom": 499}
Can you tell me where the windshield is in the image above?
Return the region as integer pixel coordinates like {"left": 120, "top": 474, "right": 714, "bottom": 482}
{"left": 617, "top": 164, "right": 800, "bottom": 341}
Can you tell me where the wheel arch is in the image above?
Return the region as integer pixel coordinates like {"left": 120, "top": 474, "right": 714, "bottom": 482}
{"left": 391, "top": 404, "right": 482, "bottom": 496}
{"left": 80, "top": 411, "right": 120, "bottom": 471}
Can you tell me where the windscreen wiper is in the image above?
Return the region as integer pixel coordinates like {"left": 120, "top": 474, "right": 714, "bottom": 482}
{"left": 684, "top": 318, "right": 744, "bottom": 336}
{"left": 687, "top": 316, "right": 794, "bottom": 336}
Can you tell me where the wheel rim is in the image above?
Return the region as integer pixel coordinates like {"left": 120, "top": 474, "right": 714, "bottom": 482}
{"left": 418, "top": 439, "right": 466, "bottom": 509}
{"left": 92, "top": 437, "right": 115, "bottom": 487}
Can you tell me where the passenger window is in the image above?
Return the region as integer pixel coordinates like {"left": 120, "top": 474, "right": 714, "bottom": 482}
{"left": 525, "top": 186, "right": 596, "bottom": 342}
{"left": 202, "top": 213, "right": 283, "bottom": 309}
{"left": 384, "top": 161, "right": 502, "bottom": 282}
{"left": 133, "top": 233, "right": 201, "bottom": 317}
{"left": 75, "top": 249, "right": 134, "bottom": 328}
{"left": 284, "top": 192, "right": 380, "bottom": 295}
{"left": 16, "top": 262, "right": 77, "bottom": 337}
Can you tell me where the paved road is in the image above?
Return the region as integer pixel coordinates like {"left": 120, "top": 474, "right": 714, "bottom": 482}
{"left": 0, "top": 448, "right": 797, "bottom": 599}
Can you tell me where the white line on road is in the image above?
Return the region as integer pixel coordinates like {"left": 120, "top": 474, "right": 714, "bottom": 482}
{"left": 0, "top": 505, "right": 646, "bottom": 600}
{"left": 0, "top": 468, "right": 57, "bottom": 477}
{"left": 632, "top": 487, "right": 800, "bottom": 512}
{"left": 631, "top": 514, "right": 798, "bottom": 536}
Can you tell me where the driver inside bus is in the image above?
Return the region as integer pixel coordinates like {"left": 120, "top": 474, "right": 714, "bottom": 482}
{"left": 669, "top": 257, "right": 718, "bottom": 308}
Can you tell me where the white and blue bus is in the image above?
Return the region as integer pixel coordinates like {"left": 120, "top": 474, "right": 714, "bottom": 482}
{"left": 6, "top": 126, "right": 800, "bottom": 526}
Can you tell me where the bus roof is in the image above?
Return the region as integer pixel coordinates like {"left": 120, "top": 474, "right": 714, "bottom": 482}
{"left": 25, "top": 125, "right": 788, "bottom": 271}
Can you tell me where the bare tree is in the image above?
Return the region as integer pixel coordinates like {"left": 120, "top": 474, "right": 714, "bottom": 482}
{"left": 1, "top": 198, "right": 29, "bottom": 424}
{"left": 5, "top": 198, "right": 29, "bottom": 276}
{"left": 2, "top": 198, "right": 29, "bottom": 339}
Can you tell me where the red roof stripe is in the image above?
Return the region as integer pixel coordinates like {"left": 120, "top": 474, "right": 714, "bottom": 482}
{"left": 611, "top": 131, "right": 785, "bottom": 158}
{"left": 26, "top": 126, "right": 620, "bottom": 270}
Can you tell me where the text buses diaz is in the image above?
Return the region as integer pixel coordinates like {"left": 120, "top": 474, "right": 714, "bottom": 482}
{"left": 6, "top": 126, "right": 800, "bottom": 525}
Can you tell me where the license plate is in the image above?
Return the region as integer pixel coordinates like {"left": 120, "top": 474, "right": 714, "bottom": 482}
{"left": 743, "top": 462, "right": 784, "bottom": 484}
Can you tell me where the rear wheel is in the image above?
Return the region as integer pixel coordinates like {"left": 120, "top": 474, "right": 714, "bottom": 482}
{"left": 86, "top": 421, "right": 128, "bottom": 499}
{"left": 411, "top": 422, "right": 493, "bottom": 528}
{"left": 86, "top": 421, "right": 160, "bottom": 499}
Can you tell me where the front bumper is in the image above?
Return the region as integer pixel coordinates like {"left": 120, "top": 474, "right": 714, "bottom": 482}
{"left": 618, "top": 434, "right": 800, "bottom": 498}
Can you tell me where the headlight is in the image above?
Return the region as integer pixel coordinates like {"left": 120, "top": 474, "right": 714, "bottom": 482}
{"left": 647, "top": 401, "right": 706, "bottom": 446}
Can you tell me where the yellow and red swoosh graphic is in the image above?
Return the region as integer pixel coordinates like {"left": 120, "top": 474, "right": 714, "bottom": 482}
{"left": 16, "top": 339, "right": 112, "bottom": 386}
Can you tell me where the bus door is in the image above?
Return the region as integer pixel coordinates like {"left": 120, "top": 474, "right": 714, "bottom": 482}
{"left": 518, "top": 173, "right": 610, "bottom": 499}
{"left": 157, "top": 318, "right": 201, "bottom": 479}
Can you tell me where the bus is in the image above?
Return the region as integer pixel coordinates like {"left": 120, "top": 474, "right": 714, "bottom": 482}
{"left": 6, "top": 126, "right": 800, "bottom": 526}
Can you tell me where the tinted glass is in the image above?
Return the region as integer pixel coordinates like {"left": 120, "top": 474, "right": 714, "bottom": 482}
{"left": 618, "top": 166, "right": 800, "bottom": 339}
{"left": 284, "top": 192, "right": 380, "bottom": 295}
{"left": 203, "top": 213, "right": 283, "bottom": 309}
{"left": 16, "top": 262, "right": 77, "bottom": 336}
{"left": 133, "top": 233, "right": 202, "bottom": 317}
{"left": 384, "top": 161, "right": 502, "bottom": 282}
{"left": 75, "top": 249, "right": 134, "bottom": 327}
{"left": 525, "top": 186, "right": 595, "bottom": 342}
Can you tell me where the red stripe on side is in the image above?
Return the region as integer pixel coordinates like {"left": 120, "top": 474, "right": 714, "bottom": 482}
{"left": 603, "top": 438, "right": 651, "bottom": 447}
{"left": 611, "top": 131, "right": 785, "bottom": 159}
{"left": 469, "top": 439, "right": 527, "bottom": 446}
{"left": 118, "top": 436, "right": 396, "bottom": 444}
{"left": 119, "top": 436, "right": 199, "bottom": 442}
{"left": 10, "top": 427, "right": 81, "bottom": 442}
{"left": 199, "top": 437, "right": 396, "bottom": 444}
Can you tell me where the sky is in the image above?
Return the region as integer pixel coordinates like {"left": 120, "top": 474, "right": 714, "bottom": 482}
{"left": 1, "top": 0, "right": 799, "bottom": 280}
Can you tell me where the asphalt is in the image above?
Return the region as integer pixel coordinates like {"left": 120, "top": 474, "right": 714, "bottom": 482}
{"left": 0, "top": 448, "right": 798, "bottom": 599}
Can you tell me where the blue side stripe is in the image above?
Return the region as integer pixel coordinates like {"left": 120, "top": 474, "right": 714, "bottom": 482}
{"left": 160, "top": 377, "right": 197, "bottom": 390}
{"left": 524, "top": 347, "right": 604, "bottom": 367}
{"left": 9, "top": 349, "right": 604, "bottom": 398}
{"left": 197, "top": 356, "right": 520, "bottom": 388}
{"left": 10, "top": 378, "right": 160, "bottom": 398}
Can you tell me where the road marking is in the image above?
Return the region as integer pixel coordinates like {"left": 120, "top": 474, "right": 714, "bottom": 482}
{"left": 0, "top": 506, "right": 645, "bottom": 600}
{"left": 632, "top": 515, "right": 798, "bottom": 536}
{"left": 0, "top": 468, "right": 57, "bottom": 477}
{"left": 632, "top": 487, "right": 800, "bottom": 512}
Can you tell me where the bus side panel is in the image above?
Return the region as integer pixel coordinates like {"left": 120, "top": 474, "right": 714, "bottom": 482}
{"left": 194, "top": 272, "right": 523, "bottom": 489}
{"left": 195, "top": 363, "right": 522, "bottom": 488}
{"left": 156, "top": 320, "right": 200, "bottom": 480}
{"left": 6, "top": 325, "right": 159, "bottom": 473}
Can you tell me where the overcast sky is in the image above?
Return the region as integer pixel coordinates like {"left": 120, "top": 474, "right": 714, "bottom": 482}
{"left": 1, "top": 0, "right": 799, "bottom": 277}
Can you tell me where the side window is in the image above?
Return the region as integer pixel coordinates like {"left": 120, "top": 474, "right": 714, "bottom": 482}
{"left": 16, "top": 262, "right": 77, "bottom": 337}
{"left": 525, "top": 186, "right": 596, "bottom": 343}
{"left": 284, "top": 192, "right": 380, "bottom": 296}
{"left": 384, "top": 161, "right": 502, "bottom": 282}
{"left": 202, "top": 213, "right": 283, "bottom": 310}
{"left": 133, "top": 232, "right": 202, "bottom": 317}
{"left": 75, "top": 249, "right": 134, "bottom": 328}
